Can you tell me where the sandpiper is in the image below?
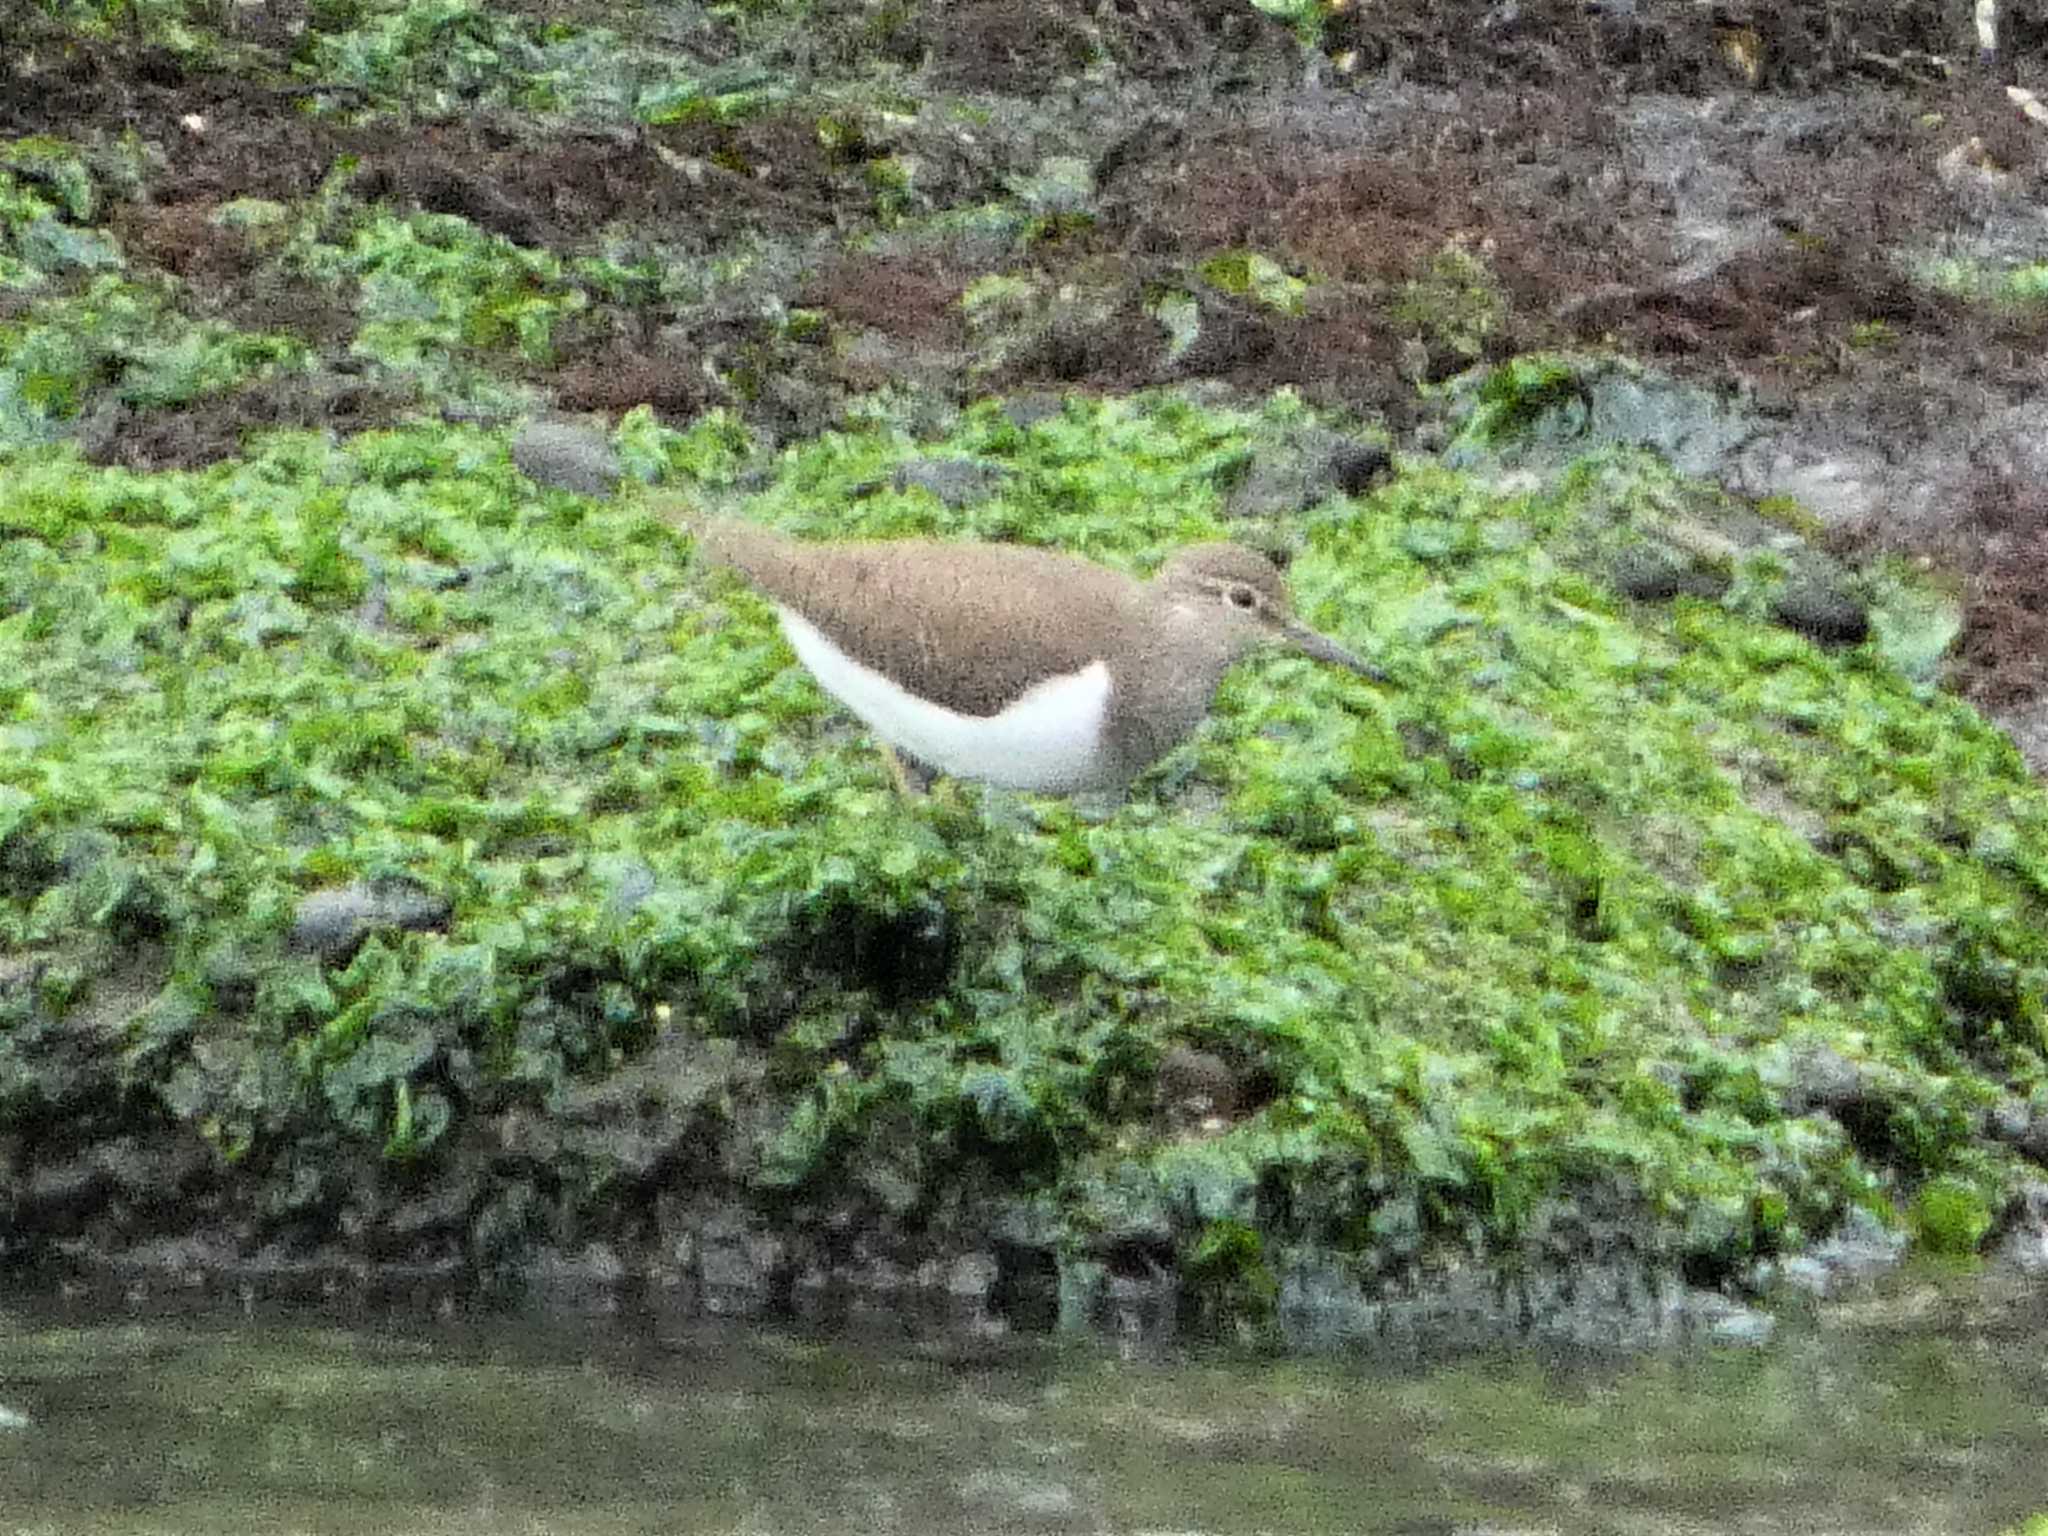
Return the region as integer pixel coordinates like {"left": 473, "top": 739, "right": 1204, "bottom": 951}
{"left": 664, "top": 505, "right": 1383, "bottom": 794}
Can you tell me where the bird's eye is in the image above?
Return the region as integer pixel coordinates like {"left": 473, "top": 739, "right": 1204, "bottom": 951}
{"left": 1229, "top": 585, "right": 1257, "bottom": 610}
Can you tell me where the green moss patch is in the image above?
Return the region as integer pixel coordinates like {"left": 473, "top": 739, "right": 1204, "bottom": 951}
{"left": 298, "top": 0, "right": 643, "bottom": 119}
{"left": 1911, "top": 253, "right": 2048, "bottom": 313}
{"left": 293, "top": 204, "right": 586, "bottom": 380}
{"left": 0, "top": 274, "right": 309, "bottom": 448}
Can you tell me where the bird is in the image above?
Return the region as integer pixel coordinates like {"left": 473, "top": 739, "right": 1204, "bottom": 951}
{"left": 663, "top": 504, "right": 1384, "bottom": 795}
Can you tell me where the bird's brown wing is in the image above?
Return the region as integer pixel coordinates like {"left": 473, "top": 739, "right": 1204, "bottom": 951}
{"left": 688, "top": 517, "right": 1144, "bottom": 717}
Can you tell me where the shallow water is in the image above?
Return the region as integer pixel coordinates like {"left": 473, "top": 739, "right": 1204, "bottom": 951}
{"left": 2, "top": 1275, "right": 2045, "bottom": 1535}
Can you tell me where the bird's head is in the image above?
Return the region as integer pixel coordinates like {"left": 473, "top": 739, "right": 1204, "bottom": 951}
{"left": 1155, "top": 542, "right": 1385, "bottom": 680}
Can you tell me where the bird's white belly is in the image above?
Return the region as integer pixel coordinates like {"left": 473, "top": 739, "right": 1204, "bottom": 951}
{"left": 774, "top": 606, "right": 1116, "bottom": 791}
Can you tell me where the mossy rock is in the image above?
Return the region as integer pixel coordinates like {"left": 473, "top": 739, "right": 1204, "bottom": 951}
{"left": 4, "top": 390, "right": 2048, "bottom": 1287}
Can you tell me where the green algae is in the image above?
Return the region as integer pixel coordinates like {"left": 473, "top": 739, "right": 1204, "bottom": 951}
{"left": 1199, "top": 251, "right": 1309, "bottom": 316}
{"left": 264, "top": 196, "right": 626, "bottom": 410}
{"left": 637, "top": 67, "right": 793, "bottom": 128}
{"left": 1912, "top": 253, "right": 2048, "bottom": 313}
{"left": 1910, "top": 1174, "right": 1996, "bottom": 1256}
{"left": 1, "top": 138, "right": 99, "bottom": 223}
{"left": 0, "top": 161, "right": 123, "bottom": 291}
{"left": 28, "top": 0, "right": 234, "bottom": 59}
{"left": 1390, "top": 238, "right": 1508, "bottom": 362}
{"left": 300, "top": 0, "right": 637, "bottom": 119}
{"left": 1456, "top": 354, "right": 1587, "bottom": 445}
{"left": 1248, "top": 0, "right": 1329, "bottom": 46}
{"left": 4, "top": 389, "right": 2047, "bottom": 1277}
{"left": 303, "top": 207, "right": 585, "bottom": 365}
{"left": 0, "top": 138, "right": 317, "bottom": 442}
{"left": 0, "top": 274, "right": 309, "bottom": 446}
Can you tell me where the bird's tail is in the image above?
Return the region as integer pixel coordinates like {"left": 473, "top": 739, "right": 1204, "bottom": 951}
{"left": 647, "top": 496, "right": 737, "bottom": 571}
{"left": 644, "top": 497, "right": 785, "bottom": 587}
{"left": 646, "top": 494, "right": 708, "bottom": 542}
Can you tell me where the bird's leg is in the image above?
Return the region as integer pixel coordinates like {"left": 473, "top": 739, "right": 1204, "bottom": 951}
{"left": 882, "top": 746, "right": 937, "bottom": 799}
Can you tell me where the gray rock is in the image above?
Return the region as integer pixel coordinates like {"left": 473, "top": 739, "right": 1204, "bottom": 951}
{"left": 1776, "top": 1043, "right": 1868, "bottom": 1116}
{"left": 1580, "top": 366, "right": 1757, "bottom": 480}
{"left": 891, "top": 457, "right": 1008, "bottom": 508}
{"left": 693, "top": 1212, "right": 786, "bottom": 1310}
{"left": 990, "top": 1237, "right": 1061, "bottom": 1333}
{"left": 1773, "top": 1254, "right": 1834, "bottom": 1296}
{"left": 19, "top": 1136, "right": 209, "bottom": 1234}
{"left": 469, "top": 1179, "right": 543, "bottom": 1270}
{"left": 1327, "top": 438, "right": 1392, "bottom": 496}
{"left": 957, "top": 1469, "right": 1078, "bottom": 1518}
{"left": 1779, "top": 1206, "right": 1906, "bottom": 1297}
{"left": 492, "top": 1106, "right": 561, "bottom": 1164}
{"left": 1062, "top": 1252, "right": 1179, "bottom": 1347}
{"left": 1986, "top": 1096, "right": 2036, "bottom": 1147}
{"left": 1223, "top": 453, "right": 1319, "bottom": 520}
{"left": 1693, "top": 1292, "right": 1777, "bottom": 1347}
{"left": 200, "top": 941, "right": 262, "bottom": 1016}
{"left": 1156, "top": 1045, "right": 1238, "bottom": 1130}
{"left": 599, "top": 856, "right": 658, "bottom": 918}
{"left": 1262, "top": 1178, "right": 1790, "bottom": 1355}
{"left": 1445, "top": 356, "right": 1766, "bottom": 486}
{"left": 531, "top": 1241, "right": 627, "bottom": 1289}
{"left": 1611, "top": 546, "right": 1732, "bottom": 602}
{"left": 1225, "top": 431, "right": 1390, "bottom": 519}
{"left": 383, "top": 1180, "right": 475, "bottom": 1245}
{"left": 1729, "top": 439, "right": 1893, "bottom": 532}
{"left": 1002, "top": 391, "right": 1066, "bottom": 429}
{"left": 1771, "top": 578, "right": 1870, "bottom": 646}
{"left": 1009, "top": 154, "right": 1096, "bottom": 216}
{"left": 938, "top": 1249, "right": 997, "bottom": 1304}
{"left": 1277, "top": 1247, "right": 1706, "bottom": 1355}
{"left": 554, "top": 1030, "right": 739, "bottom": 1186}
{"left": 22, "top": 1156, "right": 109, "bottom": 1226}
{"left": 1991, "top": 1181, "right": 2048, "bottom": 1273}
{"left": 290, "top": 880, "right": 451, "bottom": 965}
{"left": 512, "top": 420, "right": 622, "bottom": 496}
{"left": 1970, "top": 401, "right": 2048, "bottom": 505}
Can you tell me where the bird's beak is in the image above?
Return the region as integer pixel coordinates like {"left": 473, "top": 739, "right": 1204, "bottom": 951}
{"left": 1281, "top": 619, "right": 1389, "bottom": 682}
